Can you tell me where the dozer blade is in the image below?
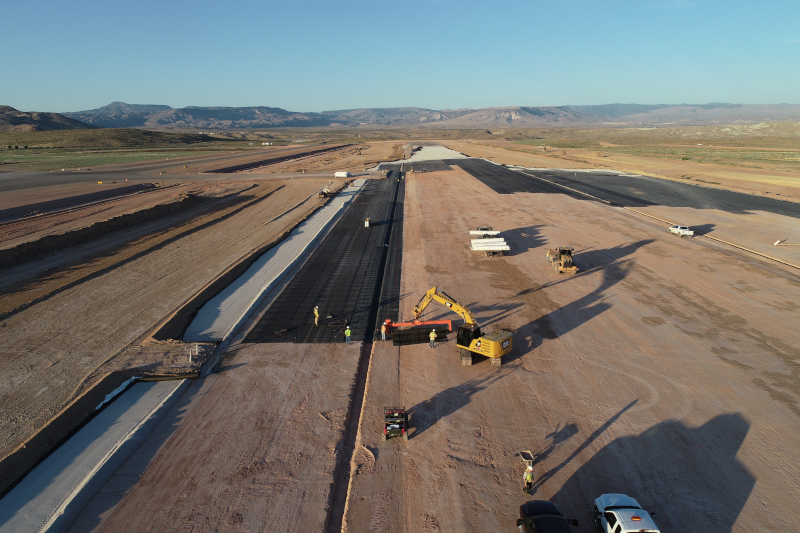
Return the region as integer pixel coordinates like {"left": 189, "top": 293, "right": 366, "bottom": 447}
{"left": 392, "top": 327, "right": 444, "bottom": 346}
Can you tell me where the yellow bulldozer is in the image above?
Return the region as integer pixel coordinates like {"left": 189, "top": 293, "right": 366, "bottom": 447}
{"left": 392, "top": 287, "right": 513, "bottom": 366}
{"left": 546, "top": 247, "right": 578, "bottom": 274}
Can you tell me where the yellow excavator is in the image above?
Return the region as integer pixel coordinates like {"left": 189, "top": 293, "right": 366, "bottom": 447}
{"left": 411, "top": 287, "right": 513, "bottom": 366}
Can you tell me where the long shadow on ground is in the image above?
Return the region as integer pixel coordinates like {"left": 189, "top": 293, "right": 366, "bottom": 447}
{"left": 551, "top": 413, "right": 754, "bottom": 533}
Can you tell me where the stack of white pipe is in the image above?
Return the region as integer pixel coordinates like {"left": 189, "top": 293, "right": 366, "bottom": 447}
{"left": 470, "top": 237, "right": 510, "bottom": 252}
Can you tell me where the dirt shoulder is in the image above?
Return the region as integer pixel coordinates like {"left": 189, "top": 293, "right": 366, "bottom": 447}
{"left": 343, "top": 165, "right": 800, "bottom": 531}
{"left": 97, "top": 342, "right": 363, "bottom": 532}
{"left": 443, "top": 139, "right": 800, "bottom": 203}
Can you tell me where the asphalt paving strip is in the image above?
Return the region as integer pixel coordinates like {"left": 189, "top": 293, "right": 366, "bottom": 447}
{"left": 245, "top": 173, "right": 404, "bottom": 344}
{"left": 520, "top": 167, "right": 800, "bottom": 218}
{"left": 444, "top": 158, "right": 592, "bottom": 198}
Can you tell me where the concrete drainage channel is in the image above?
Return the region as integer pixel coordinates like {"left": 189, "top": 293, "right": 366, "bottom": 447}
{"left": 0, "top": 379, "right": 188, "bottom": 533}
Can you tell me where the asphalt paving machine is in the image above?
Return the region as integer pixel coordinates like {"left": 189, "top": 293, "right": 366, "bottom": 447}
{"left": 387, "top": 287, "right": 513, "bottom": 366}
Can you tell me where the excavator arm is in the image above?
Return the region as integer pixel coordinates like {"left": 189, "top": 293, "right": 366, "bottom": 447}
{"left": 412, "top": 287, "right": 477, "bottom": 325}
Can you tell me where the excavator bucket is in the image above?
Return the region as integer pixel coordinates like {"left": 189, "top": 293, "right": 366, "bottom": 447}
{"left": 392, "top": 327, "right": 444, "bottom": 346}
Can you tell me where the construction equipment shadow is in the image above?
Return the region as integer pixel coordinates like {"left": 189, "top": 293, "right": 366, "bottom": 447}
{"left": 503, "top": 224, "right": 547, "bottom": 256}
{"left": 408, "top": 367, "right": 515, "bottom": 439}
{"left": 506, "top": 258, "right": 636, "bottom": 364}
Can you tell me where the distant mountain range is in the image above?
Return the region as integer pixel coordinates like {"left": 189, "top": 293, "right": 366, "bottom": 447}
{"left": 3, "top": 102, "right": 800, "bottom": 132}
{"left": 67, "top": 102, "right": 800, "bottom": 129}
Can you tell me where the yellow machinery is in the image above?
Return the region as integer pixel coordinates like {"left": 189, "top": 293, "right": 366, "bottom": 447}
{"left": 546, "top": 247, "right": 578, "bottom": 274}
{"left": 411, "top": 287, "right": 513, "bottom": 366}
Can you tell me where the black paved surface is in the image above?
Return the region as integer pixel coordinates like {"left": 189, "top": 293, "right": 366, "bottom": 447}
{"left": 379, "top": 161, "right": 453, "bottom": 173}
{"left": 443, "top": 159, "right": 590, "bottom": 198}
{"left": 444, "top": 158, "right": 800, "bottom": 218}
{"left": 245, "top": 173, "right": 404, "bottom": 344}
{"left": 520, "top": 169, "right": 800, "bottom": 217}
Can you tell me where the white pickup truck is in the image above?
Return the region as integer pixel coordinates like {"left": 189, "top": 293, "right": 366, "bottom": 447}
{"left": 668, "top": 225, "right": 694, "bottom": 237}
{"left": 593, "top": 494, "right": 660, "bottom": 533}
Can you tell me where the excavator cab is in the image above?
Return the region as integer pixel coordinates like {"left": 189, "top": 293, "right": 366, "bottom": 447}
{"left": 456, "top": 324, "right": 482, "bottom": 347}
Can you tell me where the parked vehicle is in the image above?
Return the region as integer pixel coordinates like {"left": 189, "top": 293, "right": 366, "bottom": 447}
{"left": 516, "top": 500, "right": 578, "bottom": 533}
{"left": 668, "top": 225, "right": 694, "bottom": 237}
{"left": 593, "top": 494, "right": 659, "bottom": 533}
{"left": 382, "top": 407, "right": 408, "bottom": 440}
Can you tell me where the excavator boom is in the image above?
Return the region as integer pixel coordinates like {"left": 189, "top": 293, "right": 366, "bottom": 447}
{"left": 404, "top": 286, "right": 512, "bottom": 366}
{"left": 412, "top": 287, "right": 477, "bottom": 325}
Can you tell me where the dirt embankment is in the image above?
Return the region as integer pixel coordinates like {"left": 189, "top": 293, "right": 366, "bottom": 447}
{"left": 0, "top": 182, "right": 259, "bottom": 318}
{"left": 0, "top": 176, "right": 330, "bottom": 497}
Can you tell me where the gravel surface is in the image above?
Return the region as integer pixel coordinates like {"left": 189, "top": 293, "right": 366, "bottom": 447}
{"left": 96, "top": 343, "right": 363, "bottom": 532}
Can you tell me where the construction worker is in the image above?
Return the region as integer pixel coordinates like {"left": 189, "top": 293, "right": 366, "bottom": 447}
{"left": 381, "top": 322, "right": 387, "bottom": 341}
{"left": 523, "top": 465, "right": 534, "bottom": 494}
{"left": 345, "top": 325, "right": 351, "bottom": 345}
{"left": 314, "top": 306, "right": 319, "bottom": 326}
{"left": 429, "top": 329, "right": 436, "bottom": 348}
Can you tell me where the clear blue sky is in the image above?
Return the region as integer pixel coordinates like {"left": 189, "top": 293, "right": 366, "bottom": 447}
{"left": 2, "top": 0, "right": 799, "bottom": 112}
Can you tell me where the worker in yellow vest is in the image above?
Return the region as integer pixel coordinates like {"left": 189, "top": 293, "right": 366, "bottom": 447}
{"left": 314, "top": 306, "right": 319, "bottom": 326}
{"left": 345, "top": 326, "right": 351, "bottom": 345}
{"left": 523, "top": 465, "right": 534, "bottom": 494}
{"left": 429, "top": 329, "right": 436, "bottom": 348}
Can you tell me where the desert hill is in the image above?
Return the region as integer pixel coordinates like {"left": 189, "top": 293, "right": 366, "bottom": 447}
{"left": 0, "top": 106, "right": 94, "bottom": 132}
{"left": 66, "top": 102, "right": 173, "bottom": 128}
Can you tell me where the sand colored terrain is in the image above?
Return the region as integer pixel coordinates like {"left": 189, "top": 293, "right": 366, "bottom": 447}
{"left": 444, "top": 139, "right": 800, "bottom": 202}
{"left": 92, "top": 163, "right": 800, "bottom": 532}
{"left": 96, "top": 343, "right": 363, "bottom": 532}
{"left": 0, "top": 176, "right": 330, "bottom": 479}
{"left": 341, "top": 165, "right": 800, "bottom": 531}
{"left": 247, "top": 141, "right": 404, "bottom": 175}
{"left": 1, "top": 140, "right": 799, "bottom": 531}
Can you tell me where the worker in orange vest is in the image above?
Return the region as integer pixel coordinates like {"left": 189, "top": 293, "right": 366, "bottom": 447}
{"left": 381, "top": 322, "right": 387, "bottom": 341}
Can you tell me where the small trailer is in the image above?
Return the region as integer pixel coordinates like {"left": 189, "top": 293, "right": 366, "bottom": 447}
{"left": 334, "top": 171, "right": 350, "bottom": 178}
